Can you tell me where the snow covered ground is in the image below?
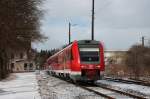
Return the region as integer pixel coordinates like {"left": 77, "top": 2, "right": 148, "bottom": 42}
{"left": 2, "top": 71, "right": 149, "bottom": 99}
{"left": 38, "top": 71, "right": 104, "bottom": 99}
{"left": 0, "top": 72, "right": 41, "bottom": 99}
{"left": 0, "top": 71, "right": 103, "bottom": 99}
{"left": 96, "top": 80, "right": 150, "bottom": 98}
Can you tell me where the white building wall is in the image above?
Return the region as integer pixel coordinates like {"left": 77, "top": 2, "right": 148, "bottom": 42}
{"left": 104, "top": 51, "right": 127, "bottom": 65}
{"left": 10, "top": 51, "right": 36, "bottom": 72}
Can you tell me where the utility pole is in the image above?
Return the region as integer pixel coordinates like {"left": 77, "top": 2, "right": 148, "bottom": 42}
{"left": 68, "top": 22, "right": 77, "bottom": 44}
{"left": 91, "top": 0, "right": 95, "bottom": 40}
{"left": 69, "top": 22, "right": 71, "bottom": 44}
{"left": 142, "top": 36, "right": 145, "bottom": 47}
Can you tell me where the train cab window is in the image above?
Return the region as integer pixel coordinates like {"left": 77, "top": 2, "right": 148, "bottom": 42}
{"left": 79, "top": 48, "right": 100, "bottom": 64}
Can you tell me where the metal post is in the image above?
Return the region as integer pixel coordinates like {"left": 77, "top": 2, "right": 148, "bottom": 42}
{"left": 142, "top": 36, "right": 145, "bottom": 47}
{"left": 91, "top": 0, "right": 95, "bottom": 40}
{"left": 69, "top": 22, "right": 71, "bottom": 44}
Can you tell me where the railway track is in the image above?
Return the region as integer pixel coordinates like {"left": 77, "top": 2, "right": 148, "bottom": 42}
{"left": 55, "top": 77, "right": 146, "bottom": 98}
{"left": 47, "top": 72, "right": 147, "bottom": 99}
{"left": 75, "top": 81, "right": 146, "bottom": 99}
{"left": 48, "top": 75, "right": 115, "bottom": 98}
{"left": 104, "top": 77, "right": 150, "bottom": 87}
{"left": 95, "top": 83, "right": 146, "bottom": 99}
{"left": 78, "top": 85, "right": 115, "bottom": 99}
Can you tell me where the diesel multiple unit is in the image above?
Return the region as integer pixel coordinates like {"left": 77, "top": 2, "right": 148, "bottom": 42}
{"left": 46, "top": 40, "right": 105, "bottom": 82}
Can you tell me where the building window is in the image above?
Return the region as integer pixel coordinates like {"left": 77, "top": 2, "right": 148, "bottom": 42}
{"left": 11, "top": 54, "right": 14, "bottom": 59}
{"left": 20, "top": 53, "right": 23, "bottom": 59}
{"left": 11, "top": 63, "right": 14, "bottom": 69}
{"left": 24, "top": 63, "right": 27, "bottom": 70}
{"left": 17, "top": 68, "right": 19, "bottom": 71}
{"left": 29, "top": 63, "right": 33, "bottom": 70}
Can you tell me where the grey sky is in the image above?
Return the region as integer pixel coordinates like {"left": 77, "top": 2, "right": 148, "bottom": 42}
{"left": 33, "top": 0, "right": 150, "bottom": 51}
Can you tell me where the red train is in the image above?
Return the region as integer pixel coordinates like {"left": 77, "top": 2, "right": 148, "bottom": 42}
{"left": 46, "top": 40, "right": 105, "bottom": 82}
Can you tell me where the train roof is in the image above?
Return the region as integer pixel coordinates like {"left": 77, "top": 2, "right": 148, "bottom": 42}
{"left": 47, "top": 43, "right": 73, "bottom": 62}
{"left": 77, "top": 40, "right": 100, "bottom": 45}
{"left": 47, "top": 40, "right": 102, "bottom": 62}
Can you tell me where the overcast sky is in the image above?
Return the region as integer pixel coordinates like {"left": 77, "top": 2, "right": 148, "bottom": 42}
{"left": 33, "top": 0, "right": 150, "bottom": 51}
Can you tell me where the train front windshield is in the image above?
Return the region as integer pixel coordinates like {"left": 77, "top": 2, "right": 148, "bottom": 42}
{"left": 79, "top": 48, "right": 100, "bottom": 64}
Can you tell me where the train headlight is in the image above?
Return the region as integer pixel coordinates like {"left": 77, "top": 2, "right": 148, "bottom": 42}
{"left": 96, "top": 65, "right": 100, "bottom": 68}
{"left": 81, "top": 65, "right": 86, "bottom": 68}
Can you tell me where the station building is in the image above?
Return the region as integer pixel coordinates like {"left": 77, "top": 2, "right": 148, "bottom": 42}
{"left": 104, "top": 50, "right": 127, "bottom": 65}
{"left": 9, "top": 50, "right": 36, "bottom": 72}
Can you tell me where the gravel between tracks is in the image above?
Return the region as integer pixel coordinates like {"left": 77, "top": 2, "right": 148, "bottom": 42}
{"left": 37, "top": 72, "right": 103, "bottom": 99}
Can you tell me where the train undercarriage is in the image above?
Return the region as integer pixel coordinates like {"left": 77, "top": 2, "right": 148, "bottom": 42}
{"left": 47, "top": 69, "right": 103, "bottom": 83}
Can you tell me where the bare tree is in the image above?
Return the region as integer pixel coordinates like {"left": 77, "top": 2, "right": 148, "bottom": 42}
{"left": 0, "top": 0, "right": 44, "bottom": 79}
{"left": 125, "top": 45, "right": 150, "bottom": 79}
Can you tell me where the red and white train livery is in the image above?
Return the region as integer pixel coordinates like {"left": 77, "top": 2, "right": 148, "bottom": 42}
{"left": 46, "top": 40, "right": 105, "bottom": 82}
